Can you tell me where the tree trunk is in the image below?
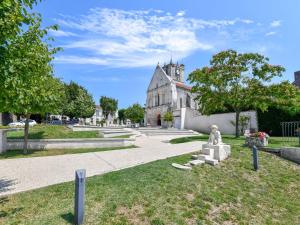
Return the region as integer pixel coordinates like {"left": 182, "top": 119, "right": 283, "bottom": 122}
{"left": 235, "top": 111, "right": 240, "bottom": 138}
{"left": 23, "top": 114, "right": 30, "bottom": 154}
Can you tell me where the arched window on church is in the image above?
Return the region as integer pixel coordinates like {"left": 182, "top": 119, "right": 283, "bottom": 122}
{"left": 186, "top": 94, "right": 191, "bottom": 108}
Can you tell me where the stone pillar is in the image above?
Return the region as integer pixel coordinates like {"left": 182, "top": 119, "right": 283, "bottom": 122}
{"left": 0, "top": 129, "right": 7, "bottom": 154}
{"left": 180, "top": 108, "right": 186, "bottom": 130}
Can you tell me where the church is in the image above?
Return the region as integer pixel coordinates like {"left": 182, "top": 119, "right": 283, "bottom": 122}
{"left": 145, "top": 60, "right": 198, "bottom": 129}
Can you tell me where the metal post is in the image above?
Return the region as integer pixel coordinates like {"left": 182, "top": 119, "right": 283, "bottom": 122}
{"left": 252, "top": 145, "right": 259, "bottom": 171}
{"left": 74, "top": 169, "right": 86, "bottom": 225}
{"left": 298, "top": 129, "right": 300, "bottom": 146}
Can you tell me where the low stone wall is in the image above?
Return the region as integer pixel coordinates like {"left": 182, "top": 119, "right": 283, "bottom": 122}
{"left": 279, "top": 148, "right": 300, "bottom": 164}
{"left": 6, "top": 138, "right": 135, "bottom": 151}
{"left": 71, "top": 125, "right": 125, "bottom": 132}
{"left": 262, "top": 147, "right": 300, "bottom": 164}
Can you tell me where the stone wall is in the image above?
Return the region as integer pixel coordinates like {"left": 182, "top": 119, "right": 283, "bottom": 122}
{"left": 2, "top": 137, "right": 135, "bottom": 152}
{"left": 183, "top": 109, "right": 258, "bottom": 135}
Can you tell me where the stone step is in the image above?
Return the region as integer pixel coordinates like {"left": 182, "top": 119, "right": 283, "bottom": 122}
{"left": 198, "top": 154, "right": 212, "bottom": 161}
{"left": 205, "top": 158, "right": 219, "bottom": 166}
{"left": 189, "top": 159, "right": 205, "bottom": 166}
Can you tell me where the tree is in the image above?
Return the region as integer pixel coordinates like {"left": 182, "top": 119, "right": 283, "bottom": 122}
{"left": 100, "top": 96, "right": 118, "bottom": 119}
{"left": 0, "top": 19, "right": 65, "bottom": 153}
{"left": 230, "top": 115, "right": 250, "bottom": 135}
{"left": 63, "top": 81, "right": 95, "bottom": 119}
{"left": 163, "top": 111, "right": 173, "bottom": 127}
{"left": 118, "top": 109, "right": 126, "bottom": 124}
{"left": 188, "top": 50, "right": 299, "bottom": 137}
{"left": 125, "top": 104, "right": 144, "bottom": 124}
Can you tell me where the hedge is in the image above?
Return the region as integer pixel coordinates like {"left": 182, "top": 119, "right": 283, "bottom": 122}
{"left": 257, "top": 106, "right": 300, "bottom": 136}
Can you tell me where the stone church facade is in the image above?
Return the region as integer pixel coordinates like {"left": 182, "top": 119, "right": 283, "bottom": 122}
{"left": 145, "top": 61, "right": 198, "bottom": 128}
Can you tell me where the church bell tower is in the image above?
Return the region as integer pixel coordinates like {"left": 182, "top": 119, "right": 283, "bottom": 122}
{"left": 162, "top": 59, "right": 184, "bottom": 83}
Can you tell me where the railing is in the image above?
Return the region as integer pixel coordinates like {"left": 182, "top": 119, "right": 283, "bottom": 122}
{"left": 280, "top": 121, "right": 300, "bottom": 146}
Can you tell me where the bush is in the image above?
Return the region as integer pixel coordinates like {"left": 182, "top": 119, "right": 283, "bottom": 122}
{"left": 163, "top": 112, "right": 173, "bottom": 122}
{"left": 257, "top": 106, "right": 300, "bottom": 136}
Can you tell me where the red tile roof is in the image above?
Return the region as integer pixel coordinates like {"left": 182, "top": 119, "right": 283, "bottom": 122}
{"left": 175, "top": 82, "right": 192, "bottom": 90}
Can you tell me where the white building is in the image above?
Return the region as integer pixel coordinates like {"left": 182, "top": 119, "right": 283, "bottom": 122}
{"left": 84, "top": 105, "right": 118, "bottom": 126}
{"left": 145, "top": 60, "right": 198, "bottom": 129}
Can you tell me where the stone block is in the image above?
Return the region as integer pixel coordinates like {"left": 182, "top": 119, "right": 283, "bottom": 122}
{"left": 191, "top": 154, "right": 199, "bottom": 159}
{"left": 205, "top": 158, "right": 219, "bottom": 166}
{"left": 189, "top": 159, "right": 205, "bottom": 166}
{"left": 0, "top": 130, "right": 7, "bottom": 154}
{"left": 172, "top": 163, "right": 192, "bottom": 170}
{"left": 202, "top": 147, "right": 214, "bottom": 157}
{"left": 202, "top": 144, "right": 231, "bottom": 161}
{"left": 198, "top": 154, "right": 212, "bottom": 161}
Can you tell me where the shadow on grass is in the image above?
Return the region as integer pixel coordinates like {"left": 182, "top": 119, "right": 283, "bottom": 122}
{"left": 0, "top": 150, "right": 37, "bottom": 159}
{"left": 61, "top": 212, "right": 74, "bottom": 224}
{"left": 0, "top": 178, "right": 16, "bottom": 194}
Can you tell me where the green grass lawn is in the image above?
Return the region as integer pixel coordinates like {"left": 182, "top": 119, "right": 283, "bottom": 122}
{"left": 170, "top": 135, "right": 300, "bottom": 148}
{"left": 112, "top": 134, "right": 132, "bottom": 138}
{"left": 6, "top": 125, "right": 102, "bottom": 139}
{"left": 0, "top": 145, "right": 137, "bottom": 159}
{"left": 0, "top": 146, "right": 299, "bottom": 225}
{"left": 0, "top": 126, "right": 8, "bottom": 129}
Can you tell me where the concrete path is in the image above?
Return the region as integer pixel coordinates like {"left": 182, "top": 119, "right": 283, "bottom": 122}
{"left": 0, "top": 135, "right": 204, "bottom": 196}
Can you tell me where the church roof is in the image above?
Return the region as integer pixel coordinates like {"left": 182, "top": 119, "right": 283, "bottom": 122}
{"left": 175, "top": 82, "right": 192, "bottom": 91}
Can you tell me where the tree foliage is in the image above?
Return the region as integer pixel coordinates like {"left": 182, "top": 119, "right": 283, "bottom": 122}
{"left": 0, "top": 16, "right": 64, "bottom": 153}
{"left": 118, "top": 108, "right": 126, "bottom": 124}
{"left": 63, "top": 81, "right": 95, "bottom": 119}
{"left": 125, "top": 104, "right": 144, "bottom": 124}
{"left": 0, "top": 0, "right": 40, "bottom": 44}
{"left": 100, "top": 96, "right": 118, "bottom": 119}
{"left": 188, "top": 50, "right": 299, "bottom": 137}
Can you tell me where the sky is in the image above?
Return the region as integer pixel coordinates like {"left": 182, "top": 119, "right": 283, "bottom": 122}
{"left": 34, "top": 0, "right": 300, "bottom": 108}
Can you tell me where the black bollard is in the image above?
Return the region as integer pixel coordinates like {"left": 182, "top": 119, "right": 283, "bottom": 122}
{"left": 252, "top": 145, "right": 259, "bottom": 171}
{"left": 74, "top": 169, "right": 86, "bottom": 225}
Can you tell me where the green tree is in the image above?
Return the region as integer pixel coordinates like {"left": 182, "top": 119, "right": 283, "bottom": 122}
{"left": 125, "top": 104, "right": 144, "bottom": 124}
{"left": 118, "top": 108, "right": 126, "bottom": 124}
{"left": 188, "top": 50, "right": 299, "bottom": 137}
{"left": 0, "top": 20, "right": 64, "bottom": 153}
{"left": 63, "top": 81, "right": 95, "bottom": 119}
{"left": 163, "top": 111, "right": 173, "bottom": 127}
{"left": 100, "top": 96, "right": 118, "bottom": 119}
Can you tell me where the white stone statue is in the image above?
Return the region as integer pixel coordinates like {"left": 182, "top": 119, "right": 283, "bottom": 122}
{"left": 208, "top": 125, "right": 222, "bottom": 145}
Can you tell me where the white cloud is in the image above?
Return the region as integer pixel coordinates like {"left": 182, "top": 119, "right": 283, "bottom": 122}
{"left": 48, "top": 29, "right": 77, "bottom": 37}
{"left": 270, "top": 20, "right": 281, "bottom": 27}
{"left": 54, "top": 8, "right": 259, "bottom": 67}
{"left": 55, "top": 55, "right": 109, "bottom": 65}
{"left": 176, "top": 10, "right": 185, "bottom": 17}
{"left": 265, "top": 31, "right": 276, "bottom": 36}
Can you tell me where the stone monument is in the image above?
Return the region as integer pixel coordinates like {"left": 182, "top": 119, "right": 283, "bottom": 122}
{"left": 201, "top": 125, "right": 231, "bottom": 162}
{"left": 172, "top": 125, "right": 231, "bottom": 170}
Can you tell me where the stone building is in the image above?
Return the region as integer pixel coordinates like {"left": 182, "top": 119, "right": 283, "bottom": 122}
{"left": 0, "top": 113, "right": 17, "bottom": 126}
{"left": 293, "top": 71, "right": 300, "bottom": 88}
{"left": 145, "top": 60, "right": 198, "bottom": 128}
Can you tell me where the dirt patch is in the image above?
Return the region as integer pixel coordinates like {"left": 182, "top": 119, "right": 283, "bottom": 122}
{"left": 116, "top": 204, "right": 150, "bottom": 225}
{"left": 206, "top": 202, "right": 239, "bottom": 225}
{"left": 186, "top": 193, "right": 195, "bottom": 202}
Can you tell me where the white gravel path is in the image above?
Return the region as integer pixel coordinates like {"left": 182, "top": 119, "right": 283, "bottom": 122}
{"left": 0, "top": 135, "right": 204, "bottom": 196}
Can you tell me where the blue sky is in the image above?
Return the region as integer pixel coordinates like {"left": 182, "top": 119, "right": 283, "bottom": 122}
{"left": 35, "top": 0, "right": 300, "bottom": 108}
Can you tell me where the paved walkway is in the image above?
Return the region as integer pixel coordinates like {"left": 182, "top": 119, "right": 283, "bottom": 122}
{"left": 0, "top": 135, "right": 204, "bottom": 196}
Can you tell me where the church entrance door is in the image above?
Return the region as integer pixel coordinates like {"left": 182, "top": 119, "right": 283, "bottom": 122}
{"left": 157, "top": 114, "right": 161, "bottom": 126}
